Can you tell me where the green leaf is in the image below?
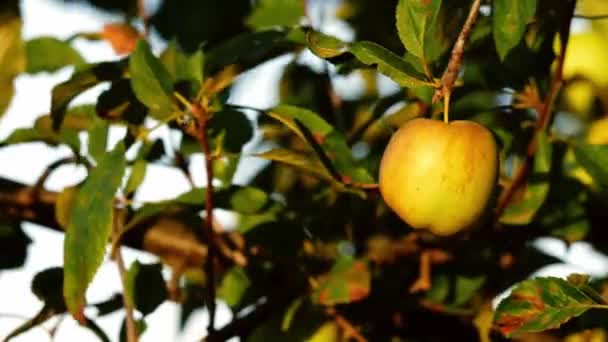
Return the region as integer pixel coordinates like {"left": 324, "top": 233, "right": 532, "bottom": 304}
{"left": 493, "top": 0, "right": 537, "bottom": 60}
{"left": 1, "top": 106, "right": 95, "bottom": 149}
{"left": 573, "top": 143, "right": 608, "bottom": 190}
{"left": 208, "top": 109, "right": 253, "bottom": 154}
{"left": 246, "top": 0, "right": 305, "bottom": 30}
{"left": 254, "top": 148, "right": 335, "bottom": 183}
{"left": 500, "top": 131, "right": 551, "bottom": 225}
{"left": 493, "top": 276, "right": 601, "bottom": 337}
{"left": 51, "top": 61, "right": 124, "bottom": 130}
{"left": 268, "top": 105, "right": 375, "bottom": 184}
{"left": 395, "top": 0, "right": 445, "bottom": 62}
{"left": 218, "top": 266, "right": 251, "bottom": 309}
{"left": 160, "top": 41, "right": 204, "bottom": 84}
{"left": 125, "top": 159, "right": 147, "bottom": 196}
{"left": 124, "top": 261, "right": 167, "bottom": 316}
{"left": 312, "top": 256, "right": 370, "bottom": 305}
{"left": 25, "top": 37, "right": 84, "bottom": 73}
{"left": 205, "top": 28, "right": 303, "bottom": 74}
{"left": 63, "top": 143, "right": 126, "bottom": 320}
{"left": 349, "top": 41, "right": 429, "bottom": 88}
{"left": 129, "top": 40, "right": 174, "bottom": 119}
{"left": 213, "top": 155, "right": 240, "bottom": 185}
{"left": 425, "top": 274, "right": 485, "bottom": 308}
{"left": 87, "top": 118, "right": 109, "bottom": 162}
{"left": 230, "top": 187, "right": 269, "bottom": 214}
{"left": 119, "top": 318, "right": 146, "bottom": 342}
{"left": 96, "top": 79, "right": 147, "bottom": 125}
{"left": 306, "top": 30, "right": 349, "bottom": 59}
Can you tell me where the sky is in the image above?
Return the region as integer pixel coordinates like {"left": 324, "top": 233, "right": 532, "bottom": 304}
{"left": 1, "top": 0, "right": 608, "bottom": 341}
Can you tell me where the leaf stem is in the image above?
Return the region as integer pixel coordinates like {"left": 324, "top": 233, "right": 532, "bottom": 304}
{"left": 192, "top": 101, "right": 218, "bottom": 334}
{"left": 443, "top": 91, "right": 450, "bottom": 123}
{"left": 494, "top": 1, "right": 577, "bottom": 222}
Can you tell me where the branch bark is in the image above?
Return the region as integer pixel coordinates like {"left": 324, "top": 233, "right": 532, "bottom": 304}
{"left": 494, "top": 0, "right": 577, "bottom": 222}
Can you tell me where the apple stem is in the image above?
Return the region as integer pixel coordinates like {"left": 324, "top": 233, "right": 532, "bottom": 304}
{"left": 443, "top": 91, "right": 451, "bottom": 123}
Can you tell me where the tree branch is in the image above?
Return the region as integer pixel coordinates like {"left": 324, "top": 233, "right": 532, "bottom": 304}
{"left": 494, "top": 1, "right": 577, "bottom": 222}
{"left": 432, "top": 0, "right": 482, "bottom": 105}
{"left": 113, "top": 210, "right": 138, "bottom": 342}
{"left": 192, "top": 102, "right": 218, "bottom": 334}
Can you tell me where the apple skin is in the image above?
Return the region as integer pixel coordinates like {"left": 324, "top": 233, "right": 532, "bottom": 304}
{"left": 379, "top": 118, "right": 499, "bottom": 236}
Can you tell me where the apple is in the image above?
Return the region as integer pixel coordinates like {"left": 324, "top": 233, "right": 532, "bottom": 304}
{"left": 559, "top": 31, "right": 608, "bottom": 116}
{"left": 379, "top": 118, "right": 498, "bottom": 236}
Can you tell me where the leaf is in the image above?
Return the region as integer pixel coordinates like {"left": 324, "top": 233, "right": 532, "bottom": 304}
{"left": 205, "top": 28, "right": 303, "bottom": 74}
{"left": 493, "top": 0, "right": 537, "bottom": 60}
{"left": 254, "top": 148, "right": 335, "bottom": 183}
{"left": 573, "top": 143, "right": 608, "bottom": 190}
{"left": 395, "top": 0, "right": 445, "bottom": 62}
{"left": 25, "top": 37, "right": 84, "bottom": 73}
{"left": 55, "top": 186, "right": 79, "bottom": 229}
{"left": 87, "top": 118, "right": 109, "bottom": 162}
{"left": 268, "top": 105, "right": 375, "bottom": 184}
{"left": 500, "top": 131, "right": 551, "bottom": 225}
{"left": 0, "top": 15, "right": 25, "bottom": 117}
{"left": 246, "top": 0, "right": 305, "bottom": 30}
{"left": 230, "top": 187, "right": 269, "bottom": 215}
{"left": 125, "top": 159, "right": 147, "bottom": 196}
{"left": 493, "top": 276, "right": 601, "bottom": 337}
{"left": 124, "top": 261, "right": 167, "bottom": 316}
{"left": 129, "top": 40, "right": 174, "bottom": 119}
{"left": 0, "top": 222, "right": 30, "bottom": 269}
{"left": 281, "top": 297, "right": 304, "bottom": 331}
{"left": 306, "top": 30, "right": 349, "bottom": 59}
{"left": 96, "top": 79, "right": 147, "bottom": 125}
{"left": 208, "top": 108, "right": 253, "bottom": 154}
{"left": 349, "top": 41, "right": 429, "bottom": 88}
{"left": 63, "top": 143, "right": 126, "bottom": 321}
{"left": 101, "top": 23, "right": 141, "bottom": 55}
{"left": 425, "top": 274, "right": 486, "bottom": 308}
{"left": 312, "top": 256, "right": 371, "bottom": 305}
{"left": 160, "top": 41, "right": 204, "bottom": 84}
{"left": 218, "top": 266, "right": 251, "bottom": 309}
{"left": 31, "top": 267, "right": 66, "bottom": 311}
{"left": 1, "top": 106, "right": 95, "bottom": 149}
{"left": 119, "top": 318, "right": 146, "bottom": 342}
{"left": 51, "top": 61, "right": 124, "bottom": 130}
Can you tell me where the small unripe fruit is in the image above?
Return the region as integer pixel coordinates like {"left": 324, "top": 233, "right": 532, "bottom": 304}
{"left": 379, "top": 118, "right": 498, "bottom": 236}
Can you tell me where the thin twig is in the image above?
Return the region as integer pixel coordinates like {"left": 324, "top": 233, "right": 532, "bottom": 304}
{"left": 432, "top": 0, "right": 482, "bottom": 107}
{"left": 137, "top": 0, "right": 150, "bottom": 37}
{"left": 192, "top": 102, "right": 218, "bottom": 334}
{"left": 574, "top": 13, "right": 608, "bottom": 20}
{"left": 326, "top": 307, "right": 367, "bottom": 342}
{"left": 494, "top": 1, "right": 577, "bottom": 222}
{"left": 113, "top": 211, "right": 139, "bottom": 342}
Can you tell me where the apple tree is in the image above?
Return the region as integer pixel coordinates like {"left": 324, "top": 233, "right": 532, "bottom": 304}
{"left": 2, "top": 0, "right": 608, "bottom": 341}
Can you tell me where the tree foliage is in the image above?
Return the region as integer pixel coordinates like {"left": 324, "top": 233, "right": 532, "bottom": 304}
{"left": 2, "top": 0, "right": 608, "bottom": 341}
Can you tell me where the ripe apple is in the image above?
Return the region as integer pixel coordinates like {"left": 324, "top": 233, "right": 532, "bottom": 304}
{"left": 559, "top": 31, "right": 608, "bottom": 116}
{"left": 379, "top": 118, "right": 499, "bottom": 236}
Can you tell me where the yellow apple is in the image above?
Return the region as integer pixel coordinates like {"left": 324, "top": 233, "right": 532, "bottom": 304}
{"left": 586, "top": 117, "right": 608, "bottom": 144}
{"left": 566, "top": 117, "right": 608, "bottom": 187}
{"left": 379, "top": 118, "right": 498, "bottom": 236}
{"left": 559, "top": 31, "right": 608, "bottom": 116}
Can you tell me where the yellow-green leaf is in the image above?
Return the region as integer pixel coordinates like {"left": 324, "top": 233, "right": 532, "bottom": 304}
{"left": 63, "top": 143, "right": 126, "bottom": 321}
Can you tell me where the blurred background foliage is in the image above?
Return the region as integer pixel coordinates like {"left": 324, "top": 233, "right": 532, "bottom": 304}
{"left": 2, "top": 0, "right": 608, "bottom": 341}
